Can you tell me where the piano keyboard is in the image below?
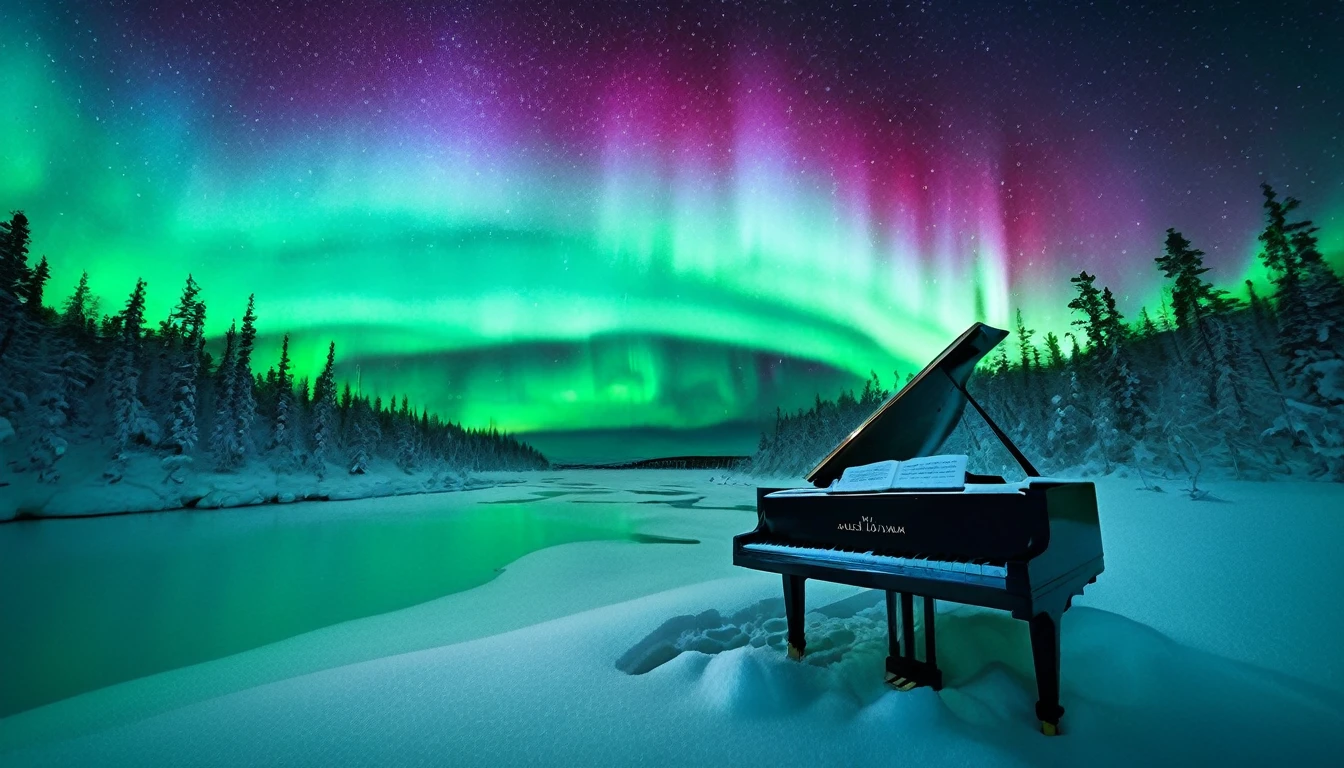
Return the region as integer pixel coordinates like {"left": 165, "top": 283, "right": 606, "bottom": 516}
{"left": 741, "top": 542, "right": 1008, "bottom": 582}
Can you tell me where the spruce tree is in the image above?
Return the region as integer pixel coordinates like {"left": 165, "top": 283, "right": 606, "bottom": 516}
{"left": 62, "top": 271, "right": 94, "bottom": 340}
{"left": 1043, "top": 332, "right": 1064, "bottom": 369}
{"left": 1100, "top": 288, "right": 1126, "bottom": 346}
{"left": 210, "top": 322, "right": 243, "bottom": 470}
{"left": 310, "top": 342, "right": 338, "bottom": 478}
{"left": 168, "top": 295, "right": 206, "bottom": 455}
{"left": 1014, "top": 309, "right": 1035, "bottom": 371}
{"left": 108, "top": 279, "right": 152, "bottom": 454}
{"left": 23, "top": 255, "right": 50, "bottom": 316}
{"left": 270, "top": 334, "right": 294, "bottom": 454}
{"left": 1155, "top": 229, "right": 1218, "bottom": 330}
{"left": 0, "top": 211, "right": 32, "bottom": 300}
{"left": 0, "top": 211, "right": 34, "bottom": 367}
{"left": 1257, "top": 183, "right": 1343, "bottom": 401}
{"left": 1067, "top": 272, "right": 1106, "bottom": 351}
{"left": 349, "top": 398, "right": 380, "bottom": 475}
{"left": 232, "top": 295, "right": 259, "bottom": 457}
{"left": 1138, "top": 307, "right": 1159, "bottom": 338}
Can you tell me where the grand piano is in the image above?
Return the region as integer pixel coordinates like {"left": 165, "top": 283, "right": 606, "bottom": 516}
{"left": 733, "top": 323, "right": 1104, "bottom": 736}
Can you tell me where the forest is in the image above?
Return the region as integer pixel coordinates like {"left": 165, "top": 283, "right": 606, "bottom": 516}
{"left": 0, "top": 223, "right": 549, "bottom": 493}
{"left": 752, "top": 183, "right": 1344, "bottom": 491}
{"left": 3, "top": 182, "right": 1341, "bottom": 498}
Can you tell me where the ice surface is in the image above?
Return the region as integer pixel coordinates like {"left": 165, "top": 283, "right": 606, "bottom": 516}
{"left": 1, "top": 471, "right": 1341, "bottom": 766}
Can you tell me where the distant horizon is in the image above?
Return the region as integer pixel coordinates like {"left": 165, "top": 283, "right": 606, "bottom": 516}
{"left": 516, "top": 421, "right": 763, "bottom": 466}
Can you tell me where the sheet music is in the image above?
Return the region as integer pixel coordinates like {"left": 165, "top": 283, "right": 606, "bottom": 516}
{"left": 894, "top": 454, "right": 967, "bottom": 489}
{"left": 832, "top": 460, "right": 900, "bottom": 492}
{"left": 765, "top": 487, "right": 833, "bottom": 497}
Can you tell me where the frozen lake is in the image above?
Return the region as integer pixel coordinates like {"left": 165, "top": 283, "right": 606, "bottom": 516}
{"left": 4, "top": 471, "right": 1341, "bottom": 766}
{"left": 0, "top": 478, "right": 698, "bottom": 718}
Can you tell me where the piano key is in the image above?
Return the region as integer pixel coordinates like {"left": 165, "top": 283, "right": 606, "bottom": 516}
{"left": 739, "top": 543, "right": 1007, "bottom": 583}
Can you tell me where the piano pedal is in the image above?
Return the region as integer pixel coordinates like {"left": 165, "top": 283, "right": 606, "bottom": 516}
{"left": 884, "top": 673, "right": 917, "bottom": 691}
{"left": 786, "top": 642, "right": 805, "bottom": 661}
{"left": 1040, "top": 721, "right": 1060, "bottom": 737}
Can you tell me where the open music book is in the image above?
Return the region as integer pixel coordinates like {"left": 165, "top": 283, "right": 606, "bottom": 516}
{"left": 829, "top": 454, "right": 968, "bottom": 492}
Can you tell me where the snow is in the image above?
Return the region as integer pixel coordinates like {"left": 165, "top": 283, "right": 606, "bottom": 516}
{"left": 1, "top": 471, "right": 1341, "bottom": 766}
{"left": 0, "top": 442, "right": 502, "bottom": 521}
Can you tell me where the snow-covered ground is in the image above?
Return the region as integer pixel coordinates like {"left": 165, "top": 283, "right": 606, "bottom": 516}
{"left": 0, "top": 440, "right": 506, "bottom": 521}
{"left": 2, "top": 471, "right": 1341, "bottom": 766}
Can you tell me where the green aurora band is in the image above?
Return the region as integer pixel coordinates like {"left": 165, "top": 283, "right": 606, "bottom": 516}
{"left": 2, "top": 16, "right": 1341, "bottom": 453}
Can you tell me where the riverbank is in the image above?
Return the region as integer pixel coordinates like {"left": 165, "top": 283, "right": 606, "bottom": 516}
{"left": 0, "top": 440, "right": 527, "bottom": 522}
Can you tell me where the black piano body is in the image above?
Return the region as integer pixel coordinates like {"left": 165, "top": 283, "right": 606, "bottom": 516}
{"left": 732, "top": 323, "right": 1104, "bottom": 736}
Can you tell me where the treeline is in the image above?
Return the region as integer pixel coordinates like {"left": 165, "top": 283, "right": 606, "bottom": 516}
{"left": 753, "top": 183, "right": 1344, "bottom": 485}
{"left": 0, "top": 213, "right": 548, "bottom": 484}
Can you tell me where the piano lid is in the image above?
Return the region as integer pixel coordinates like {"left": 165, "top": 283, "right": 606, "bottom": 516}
{"left": 805, "top": 322, "right": 1011, "bottom": 487}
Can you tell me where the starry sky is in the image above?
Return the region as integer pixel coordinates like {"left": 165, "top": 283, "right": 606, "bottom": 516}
{"left": 2, "top": 1, "right": 1341, "bottom": 460}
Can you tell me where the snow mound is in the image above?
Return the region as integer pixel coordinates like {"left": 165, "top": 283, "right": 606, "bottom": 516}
{"left": 616, "top": 592, "right": 1344, "bottom": 763}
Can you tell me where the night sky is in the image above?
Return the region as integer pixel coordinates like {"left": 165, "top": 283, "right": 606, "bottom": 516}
{"left": 2, "top": 1, "right": 1341, "bottom": 459}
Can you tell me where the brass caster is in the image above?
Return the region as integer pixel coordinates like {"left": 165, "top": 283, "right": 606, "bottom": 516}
{"left": 884, "top": 673, "right": 917, "bottom": 691}
{"left": 786, "top": 643, "right": 804, "bottom": 661}
{"left": 1040, "top": 721, "right": 1060, "bottom": 737}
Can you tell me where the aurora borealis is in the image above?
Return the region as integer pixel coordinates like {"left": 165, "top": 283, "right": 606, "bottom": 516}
{"left": 3, "top": 1, "right": 1342, "bottom": 459}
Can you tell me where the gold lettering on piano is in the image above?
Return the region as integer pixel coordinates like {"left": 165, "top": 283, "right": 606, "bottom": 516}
{"left": 837, "top": 515, "right": 905, "bottom": 535}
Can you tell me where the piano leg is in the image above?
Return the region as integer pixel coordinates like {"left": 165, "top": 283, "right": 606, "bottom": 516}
{"left": 1029, "top": 611, "right": 1065, "bottom": 736}
{"left": 884, "top": 592, "right": 943, "bottom": 692}
{"left": 900, "top": 593, "right": 917, "bottom": 660}
{"left": 885, "top": 591, "right": 901, "bottom": 659}
{"left": 923, "top": 595, "right": 937, "bottom": 670}
{"left": 783, "top": 574, "right": 806, "bottom": 660}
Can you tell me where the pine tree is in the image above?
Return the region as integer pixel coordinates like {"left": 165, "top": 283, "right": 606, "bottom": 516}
{"left": 1284, "top": 210, "right": 1344, "bottom": 402}
{"left": 1068, "top": 272, "right": 1106, "bottom": 351}
{"left": 23, "top": 255, "right": 50, "bottom": 316}
{"left": 1245, "top": 280, "right": 1272, "bottom": 336}
{"left": 396, "top": 410, "right": 418, "bottom": 472}
{"left": 1257, "top": 183, "right": 1343, "bottom": 401}
{"left": 168, "top": 296, "right": 206, "bottom": 455}
{"left": 0, "top": 211, "right": 32, "bottom": 300}
{"left": 1155, "top": 229, "right": 1220, "bottom": 330}
{"left": 348, "top": 398, "right": 380, "bottom": 475}
{"left": 27, "top": 332, "right": 94, "bottom": 482}
{"left": 1043, "top": 332, "right": 1065, "bottom": 369}
{"left": 1046, "top": 371, "right": 1098, "bottom": 471}
{"left": 1100, "top": 288, "right": 1126, "bottom": 347}
{"left": 108, "top": 279, "right": 154, "bottom": 454}
{"left": 1138, "top": 307, "right": 1160, "bottom": 338}
{"left": 989, "top": 344, "right": 1010, "bottom": 377}
{"left": 1013, "top": 309, "right": 1035, "bottom": 371}
{"left": 210, "top": 322, "right": 244, "bottom": 470}
{"left": 270, "top": 334, "right": 293, "bottom": 452}
{"left": 232, "top": 295, "right": 259, "bottom": 457}
{"left": 310, "top": 341, "right": 338, "bottom": 478}
{"left": 0, "top": 211, "right": 34, "bottom": 368}
{"left": 61, "top": 271, "right": 94, "bottom": 340}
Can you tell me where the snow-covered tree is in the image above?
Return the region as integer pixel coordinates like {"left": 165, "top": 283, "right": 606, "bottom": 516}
{"left": 26, "top": 333, "right": 94, "bottom": 482}
{"left": 61, "top": 270, "right": 97, "bottom": 341}
{"left": 268, "top": 334, "right": 297, "bottom": 462}
{"left": 106, "top": 279, "right": 157, "bottom": 456}
{"left": 167, "top": 296, "right": 206, "bottom": 455}
{"left": 210, "top": 322, "right": 244, "bottom": 470}
{"left": 310, "top": 341, "right": 338, "bottom": 479}
{"left": 231, "top": 295, "right": 259, "bottom": 457}
{"left": 348, "top": 398, "right": 380, "bottom": 475}
{"left": 1068, "top": 271, "right": 1106, "bottom": 351}
{"left": 22, "top": 255, "right": 50, "bottom": 317}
